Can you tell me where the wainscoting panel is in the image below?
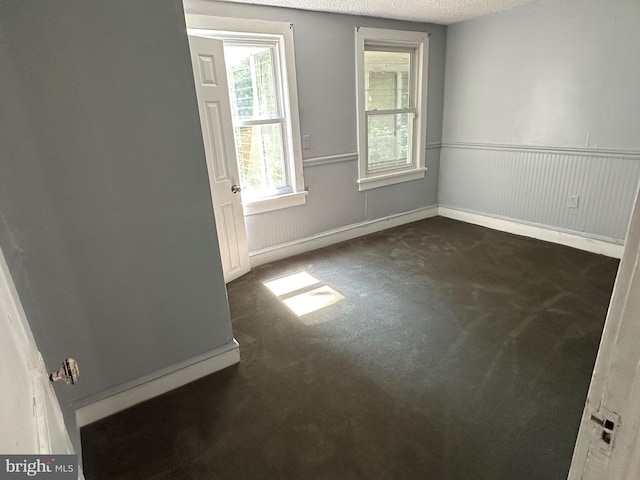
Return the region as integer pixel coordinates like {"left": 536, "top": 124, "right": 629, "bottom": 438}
{"left": 366, "top": 145, "right": 441, "bottom": 220}
{"left": 245, "top": 146, "right": 441, "bottom": 253}
{"left": 244, "top": 159, "right": 364, "bottom": 252}
{"left": 439, "top": 143, "right": 640, "bottom": 243}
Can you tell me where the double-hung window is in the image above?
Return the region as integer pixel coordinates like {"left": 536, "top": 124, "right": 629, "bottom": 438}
{"left": 355, "top": 28, "right": 429, "bottom": 191}
{"left": 187, "top": 16, "right": 306, "bottom": 215}
{"left": 225, "top": 41, "right": 288, "bottom": 197}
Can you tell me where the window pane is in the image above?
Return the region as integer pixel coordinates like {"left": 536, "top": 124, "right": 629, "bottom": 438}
{"left": 367, "top": 113, "right": 413, "bottom": 171}
{"left": 234, "top": 123, "right": 287, "bottom": 197}
{"left": 364, "top": 50, "right": 411, "bottom": 110}
{"left": 225, "top": 45, "right": 279, "bottom": 121}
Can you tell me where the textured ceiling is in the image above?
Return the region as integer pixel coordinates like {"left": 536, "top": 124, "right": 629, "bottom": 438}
{"left": 213, "top": 0, "right": 543, "bottom": 24}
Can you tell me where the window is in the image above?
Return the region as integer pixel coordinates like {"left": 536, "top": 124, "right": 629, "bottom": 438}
{"left": 225, "top": 43, "right": 287, "bottom": 197}
{"left": 355, "top": 28, "right": 429, "bottom": 191}
{"left": 186, "top": 16, "right": 306, "bottom": 215}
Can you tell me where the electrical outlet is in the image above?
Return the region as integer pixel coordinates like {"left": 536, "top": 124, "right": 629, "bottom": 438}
{"left": 302, "top": 135, "right": 311, "bottom": 149}
{"left": 569, "top": 195, "right": 580, "bottom": 209}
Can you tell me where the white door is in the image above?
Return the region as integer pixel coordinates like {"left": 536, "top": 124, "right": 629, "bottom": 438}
{"left": 569, "top": 182, "right": 640, "bottom": 479}
{"left": 188, "top": 35, "right": 250, "bottom": 283}
{"left": 0, "top": 245, "right": 77, "bottom": 458}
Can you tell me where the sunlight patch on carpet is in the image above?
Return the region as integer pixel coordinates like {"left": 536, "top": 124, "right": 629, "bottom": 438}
{"left": 282, "top": 285, "right": 345, "bottom": 317}
{"left": 263, "top": 271, "right": 320, "bottom": 296}
{"left": 263, "top": 271, "right": 345, "bottom": 319}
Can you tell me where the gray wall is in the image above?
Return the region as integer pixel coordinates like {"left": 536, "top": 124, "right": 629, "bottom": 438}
{"left": 440, "top": 0, "right": 640, "bottom": 242}
{"left": 0, "top": 0, "right": 234, "bottom": 450}
{"left": 185, "top": 0, "right": 447, "bottom": 251}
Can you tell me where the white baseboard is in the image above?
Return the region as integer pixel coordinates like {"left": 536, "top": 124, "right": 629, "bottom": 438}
{"left": 249, "top": 205, "right": 439, "bottom": 267}
{"left": 438, "top": 206, "right": 624, "bottom": 259}
{"left": 75, "top": 339, "right": 240, "bottom": 427}
{"left": 249, "top": 202, "right": 622, "bottom": 267}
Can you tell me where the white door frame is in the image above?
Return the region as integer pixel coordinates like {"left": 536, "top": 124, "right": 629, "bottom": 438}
{"left": 569, "top": 180, "right": 640, "bottom": 479}
{"left": 0, "top": 242, "right": 79, "bottom": 464}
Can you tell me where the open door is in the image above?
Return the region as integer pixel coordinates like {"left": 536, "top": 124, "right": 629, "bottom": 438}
{"left": 569, "top": 182, "right": 640, "bottom": 479}
{"left": 187, "top": 35, "right": 250, "bottom": 283}
{"left": 0, "top": 244, "right": 79, "bottom": 469}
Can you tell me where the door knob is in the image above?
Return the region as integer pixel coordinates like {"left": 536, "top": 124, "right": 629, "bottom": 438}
{"left": 231, "top": 184, "right": 242, "bottom": 194}
{"left": 49, "top": 358, "right": 80, "bottom": 385}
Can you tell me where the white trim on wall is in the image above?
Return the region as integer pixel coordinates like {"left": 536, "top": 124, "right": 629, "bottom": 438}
{"left": 302, "top": 143, "right": 441, "bottom": 169}
{"left": 303, "top": 152, "right": 358, "bottom": 168}
{"left": 250, "top": 205, "right": 439, "bottom": 267}
{"left": 75, "top": 339, "right": 240, "bottom": 427}
{"left": 442, "top": 141, "right": 640, "bottom": 160}
{"left": 243, "top": 191, "right": 308, "bottom": 216}
{"left": 438, "top": 206, "right": 624, "bottom": 258}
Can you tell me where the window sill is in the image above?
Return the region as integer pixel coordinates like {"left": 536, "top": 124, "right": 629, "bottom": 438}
{"left": 243, "top": 191, "right": 308, "bottom": 216}
{"left": 357, "top": 167, "right": 427, "bottom": 191}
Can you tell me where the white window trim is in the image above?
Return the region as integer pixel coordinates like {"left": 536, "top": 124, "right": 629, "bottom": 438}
{"left": 243, "top": 190, "right": 308, "bottom": 216}
{"left": 355, "top": 27, "right": 429, "bottom": 191}
{"left": 186, "top": 15, "right": 305, "bottom": 213}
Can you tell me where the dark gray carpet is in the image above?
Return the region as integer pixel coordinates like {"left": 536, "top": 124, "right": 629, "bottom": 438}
{"left": 81, "top": 217, "right": 618, "bottom": 479}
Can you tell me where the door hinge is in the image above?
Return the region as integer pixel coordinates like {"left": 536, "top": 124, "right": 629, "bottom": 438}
{"left": 589, "top": 408, "right": 620, "bottom": 456}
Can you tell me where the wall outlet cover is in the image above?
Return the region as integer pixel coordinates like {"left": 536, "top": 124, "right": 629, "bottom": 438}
{"left": 569, "top": 195, "right": 580, "bottom": 209}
